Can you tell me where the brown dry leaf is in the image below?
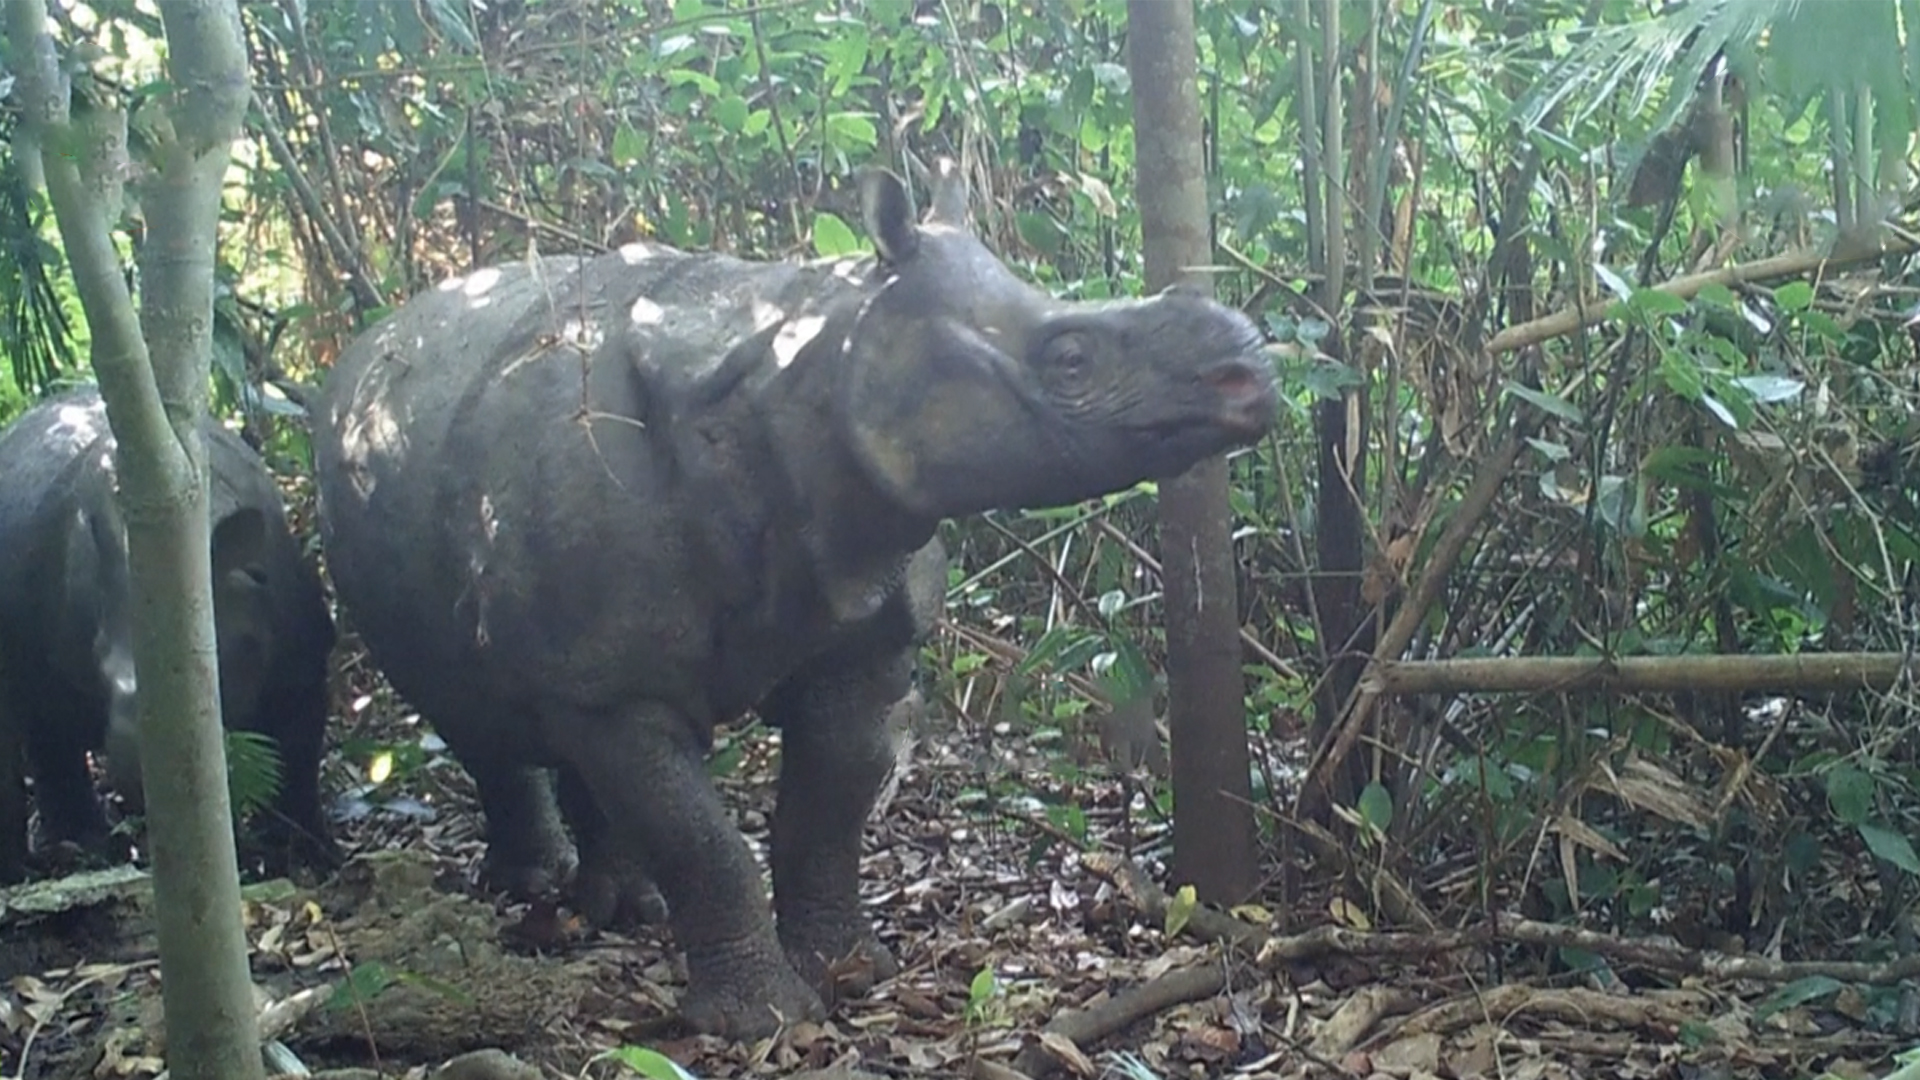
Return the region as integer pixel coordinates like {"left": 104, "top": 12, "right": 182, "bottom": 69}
{"left": 1373, "top": 1030, "right": 1443, "bottom": 1072}
{"left": 1039, "top": 1031, "right": 1097, "bottom": 1076}
{"left": 1172, "top": 1022, "right": 1241, "bottom": 1064}
{"left": 1329, "top": 895, "right": 1371, "bottom": 930}
{"left": 1448, "top": 1023, "right": 1501, "bottom": 1077}
{"left": 1558, "top": 827, "right": 1582, "bottom": 914}
{"left": 1552, "top": 813, "right": 1627, "bottom": 862}
{"left": 1593, "top": 755, "right": 1712, "bottom": 831}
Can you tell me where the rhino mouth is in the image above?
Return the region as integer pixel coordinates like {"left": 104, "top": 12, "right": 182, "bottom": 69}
{"left": 1200, "top": 357, "right": 1278, "bottom": 437}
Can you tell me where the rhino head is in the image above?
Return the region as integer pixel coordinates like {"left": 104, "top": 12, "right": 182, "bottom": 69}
{"left": 830, "top": 161, "right": 1277, "bottom": 521}
{"left": 95, "top": 499, "right": 281, "bottom": 812}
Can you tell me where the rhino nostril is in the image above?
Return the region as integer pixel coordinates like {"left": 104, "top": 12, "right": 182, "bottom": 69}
{"left": 1200, "top": 361, "right": 1268, "bottom": 400}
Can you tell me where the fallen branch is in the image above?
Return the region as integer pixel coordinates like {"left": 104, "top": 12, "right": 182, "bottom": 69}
{"left": 1377, "top": 984, "right": 1706, "bottom": 1046}
{"left": 255, "top": 983, "right": 334, "bottom": 1044}
{"left": 1369, "top": 651, "right": 1916, "bottom": 696}
{"left": 970, "top": 1060, "right": 1038, "bottom": 1080}
{"left": 1491, "top": 914, "right": 1920, "bottom": 985}
{"left": 1082, "top": 851, "right": 1920, "bottom": 986}
{"left": 1485, "top": 233, "right": 1920, "bottom": 355}
{"left": 0, "top": 863, "right": 150, "bottom": 925}
{"left": 1310, "top": 985, "right": 1423, "bottom": 1058}
{"left": 1010, "top": 964, "right": 1227, "bottom": 1078}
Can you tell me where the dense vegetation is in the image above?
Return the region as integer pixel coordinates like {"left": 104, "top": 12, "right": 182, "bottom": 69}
{"left": 6, "top": 0, "right": 1920, "bottom": 1030}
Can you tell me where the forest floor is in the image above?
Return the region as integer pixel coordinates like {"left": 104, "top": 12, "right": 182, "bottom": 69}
{"left": 1, "top": 641, "right": 1911, "bottom": 1080}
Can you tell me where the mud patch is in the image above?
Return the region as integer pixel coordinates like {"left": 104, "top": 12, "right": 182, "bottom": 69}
{"left": 1, "top": 851, "right": 658, "bottom": 1078}
{"left": 285, "top": 849, "right": 601, "bottom": 1063}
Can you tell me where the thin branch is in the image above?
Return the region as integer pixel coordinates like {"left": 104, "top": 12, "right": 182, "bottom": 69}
{"left": 248, "top": 92, "right": 385, "bottom": 313}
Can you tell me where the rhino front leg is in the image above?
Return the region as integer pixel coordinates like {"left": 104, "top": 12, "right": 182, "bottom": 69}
{"left": 463, "top": 756, "right": 577, "bottom": 901}
{"left": 762, "top": 649, "right": 910, "bottom": 1001}
{"left": 557, "top": 762, "right": 669, "bottom": 927}
{"left": 546, "top": 702, "right": 823, "bottom": 1039}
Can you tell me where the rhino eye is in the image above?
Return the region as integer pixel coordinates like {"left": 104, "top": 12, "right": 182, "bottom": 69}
{"left": 1040, "top": 332, "right": 1092, "bottom": 384}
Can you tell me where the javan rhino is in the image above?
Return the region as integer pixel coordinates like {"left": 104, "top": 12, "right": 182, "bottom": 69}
{"left": 311, "top": 163, "right": 1277, "bottom": 1038}
{"left": 0, "top": 386, "right": 339, "bottom": 883}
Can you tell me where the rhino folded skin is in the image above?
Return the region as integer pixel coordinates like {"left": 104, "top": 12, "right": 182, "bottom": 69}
{"left": 312, "top": 159, "right": 1275, "bottom": 1039}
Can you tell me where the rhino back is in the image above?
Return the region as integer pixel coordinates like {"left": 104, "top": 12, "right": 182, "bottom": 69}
{"left": 317, "top": 246, "right": 865, "bottom": 738}
{"left": 0, "top": 390, "right": 123, "bottom": 697}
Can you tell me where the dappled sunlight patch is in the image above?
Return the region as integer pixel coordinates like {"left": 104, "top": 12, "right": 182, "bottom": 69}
{"left": 773, "top": 314, "right": 828, "bottom": 369}
{"left": 628, "top": 295, "right": 665, "bottom": 326}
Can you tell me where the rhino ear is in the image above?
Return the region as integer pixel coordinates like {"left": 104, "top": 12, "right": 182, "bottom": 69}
{"left": 926, "top": 157, "right": 969, "bottom": 228}
{"left": 859, "top": 167, "right": 919, "bottom": 264}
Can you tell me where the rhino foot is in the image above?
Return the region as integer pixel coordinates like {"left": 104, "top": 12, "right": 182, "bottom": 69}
{"left": 679, "top": 943, "right": 826, "bottom": 1040}
{"left": 779, "top": 917, "right": 900, "bottom": 1001}
{"left": 482, "top": 846, "right": 579, "bottom": 903}
{"left": 571, "top": 847, "right": 669, "bottom": 928}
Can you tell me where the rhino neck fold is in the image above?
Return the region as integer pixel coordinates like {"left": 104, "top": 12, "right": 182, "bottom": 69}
{"left": 755, "top": 339, "right": 938, "bottom": 628}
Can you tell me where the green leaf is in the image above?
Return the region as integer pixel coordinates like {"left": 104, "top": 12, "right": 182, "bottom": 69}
{"left": 326, "top": 962, "right": 396, "bottom": 1012}
{"left": 422, "top": 0, "right": 478, "bottom": 49}
{"left": 1754, "top": 975, "right": 1844, "bottom": 1023}
{"left": 1825, "top": 764, "right": 1874, "bottom": 826}
{"left": 1773, "top": 280, "right": 1815, "bottom": 312}
{"left": 1165, "top": 883, "right": 1198, "bottom": 938}
{"left": 1694, "top": 282, "right": 1739, "bottom": 309}
{"left": 1858, "top": 822, "right": 1920, "bottom": 874}
{"left": 225, "top": 730, "right": 285, "bottom": 818}
{"left": 1504, "top": 382, "right": 1585, "bottom": 424}
{"left": 825, "top": 112, "right": 879, "bottom": 150}
{"left": 1357, "top": 782, "right": 1394, "bottom": 833}
{"left": 1527, "top": 438, "right": 1572, "bottom": 463}
{"left": 810, "top": 211, "right": 862, "bottom": 257}
{"left": 611, "top": 123, "right": 645, "bottom": 167}
{"left": 597, "top": 1046, "right": 701, "bottom": 1080}
{"left": 1625, "top": 287, "right": 1689, "bottom": 318}
{"left": 712, "top": 95, "right": 749, "bottom": 133}
{"left": 969, "top": 966, "right": 998, "bottom": 1005}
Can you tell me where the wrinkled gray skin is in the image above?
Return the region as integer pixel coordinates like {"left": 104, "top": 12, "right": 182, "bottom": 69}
{"left": 311, "top": 164, "right": 1277, "bottom": 1039}
{"left": 0, "top": 387, "right": 340, "bottom": 884}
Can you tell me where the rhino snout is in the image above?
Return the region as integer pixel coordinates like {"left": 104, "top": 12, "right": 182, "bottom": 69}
{"left": 1197, "top": 355, "right": 1279, "bottom": 439}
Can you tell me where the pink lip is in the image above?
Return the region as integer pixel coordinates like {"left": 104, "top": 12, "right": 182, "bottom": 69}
{"left": 1201, "top": 360, "right": 1277, "bottom": 434}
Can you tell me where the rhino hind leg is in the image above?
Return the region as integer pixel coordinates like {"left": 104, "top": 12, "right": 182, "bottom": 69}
{"left": 0, "top": 692, "right": 27, "bottom": 883}
{"left": 240, "top": 697, "right": 343, "bottom": 874}
{"left": 463, "top": 756, "right": 579, "bottom": 901}
{"left": 761, "top": 650, "right": 910, "bottom": 1001}
{"left": 544, "top": 700, "right": 823, "bottom": 1039}
{"left": 557, "top": 763, "right": 668, "bottom": 927}
{"left": 22, "top": 701, "right": 114, "bottom": 854}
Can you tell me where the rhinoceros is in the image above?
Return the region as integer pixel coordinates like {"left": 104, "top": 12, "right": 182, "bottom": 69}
{"left": 0, "top": 386, "right": 339, "bottom": 883}
{"left": 311, "top": 162, "right": 1276, "bottom": 1038}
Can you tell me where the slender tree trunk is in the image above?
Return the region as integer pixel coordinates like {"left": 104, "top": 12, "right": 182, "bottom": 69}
{"left": 1126, "top": 0, "right": 1258, "bottom": 906}
{"left": 6, "top": 4, "right": 265, "bottom": 1079}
